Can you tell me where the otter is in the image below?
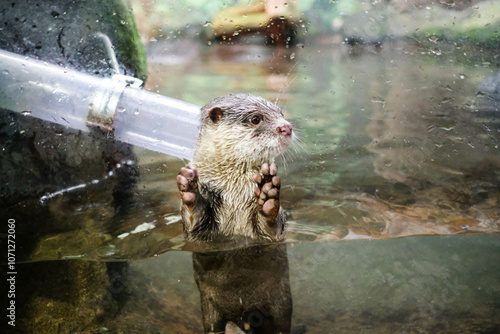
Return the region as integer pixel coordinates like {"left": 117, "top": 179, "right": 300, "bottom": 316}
{"left": 176, "top": 93, "right": 294, "bottom": 241}
{"left": 192, "top": 244, "right": 293, "bottom": 333}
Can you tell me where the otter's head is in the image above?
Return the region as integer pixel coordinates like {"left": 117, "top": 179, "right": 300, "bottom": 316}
{"left": 195, "top": 94, "right": 294, "bottom": 165}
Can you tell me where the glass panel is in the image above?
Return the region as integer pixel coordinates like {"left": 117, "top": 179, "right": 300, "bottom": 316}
{"left": 2, "top": 0, "right": 499, "bottom": 332}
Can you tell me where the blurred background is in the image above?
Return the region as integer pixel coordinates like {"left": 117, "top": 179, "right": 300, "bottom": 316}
{"left": 1, "top": 0, "right": 499, "bottom": 333}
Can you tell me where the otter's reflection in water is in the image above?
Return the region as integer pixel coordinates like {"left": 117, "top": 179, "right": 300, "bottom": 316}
{"left": 192, "top": 244, "right": 292, "bottom": 334}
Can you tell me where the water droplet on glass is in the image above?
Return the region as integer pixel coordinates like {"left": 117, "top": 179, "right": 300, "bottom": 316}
{"left": 290, "top": 52, "right": 295, "bottom": 60}
{"left": 371, "top": 96, "right": 385, "bottom": 104}
{"left": 443, "top": 0, "right": 455, "bottom": 7}
{"left": 207, "top": 40, "right": 212, "bottom": 45}
{"left": 428, "top": 35, "right": 438, "bottom": 43}
{"left": 117, "top": 107, "right": 126, "bottom": 113}
{"left": 134, "top": 109, "right": 140, "bottom": 115}
{"left": 21, "top": 110, "right": 31, "bottom": 116}
{"left": 430, "top": 47, "right": 442, "bottom": 55}
{"left": 204, "top": 21, "right": 212, "bottom": 27}
{"left": 459, "top": 74, "right": 465, "bottom": 79}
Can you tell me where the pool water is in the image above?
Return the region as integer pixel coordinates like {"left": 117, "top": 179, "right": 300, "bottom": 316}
{"left": 4, "top": 38, "right": 500, "bottom": 333}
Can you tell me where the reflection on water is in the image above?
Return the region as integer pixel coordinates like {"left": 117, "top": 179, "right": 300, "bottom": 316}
{"left": 4, "top": 39, "right": 500, "bottom": 333}
{"left": 282, "top": 42, "right": 499, "bottom": 242}
{"left": 23, "top": 39, "right": 498, "bottom": 261}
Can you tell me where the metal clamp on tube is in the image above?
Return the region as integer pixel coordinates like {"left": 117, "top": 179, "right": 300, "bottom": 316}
{"left": 87, "top": 33, "right": 144, "bottom": 131}
{"left": 87, "top": 74, "right": 143, "bottom": 131}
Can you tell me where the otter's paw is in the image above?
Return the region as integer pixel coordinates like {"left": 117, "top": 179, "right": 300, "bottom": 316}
{"left": 177, "top": 165, "right": 199, "bottom": 207}
{"left": 253, "top": 162, "right": 281, "bottom": 220}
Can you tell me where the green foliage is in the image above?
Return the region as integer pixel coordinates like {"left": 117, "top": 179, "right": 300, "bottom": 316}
{"left": 412, "top": 2, "right": 500, "bottom": 47}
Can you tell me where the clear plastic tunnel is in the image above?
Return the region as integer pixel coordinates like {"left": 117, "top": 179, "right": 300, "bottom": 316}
{"left": 0, "top": 49, "right": 200, "bottom": 160}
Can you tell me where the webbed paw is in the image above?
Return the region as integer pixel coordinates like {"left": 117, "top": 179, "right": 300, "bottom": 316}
{"left": 177, "top": 165, "right": 199, "bottom": 208}
{"left": 253, "top": 162, "right": 281, "bottom": 221}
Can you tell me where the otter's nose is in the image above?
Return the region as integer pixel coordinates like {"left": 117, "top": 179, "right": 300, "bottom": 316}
{"left": 277, "top": 124, "right": 293, "bottom": 136}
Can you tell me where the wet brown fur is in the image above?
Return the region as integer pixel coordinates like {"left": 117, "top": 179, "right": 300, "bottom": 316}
{"left": 180, "top": 94, "right": 293, "bottom": 241}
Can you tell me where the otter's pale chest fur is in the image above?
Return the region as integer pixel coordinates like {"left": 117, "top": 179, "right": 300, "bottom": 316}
{"left": 193, "top": 160, "right": 263, "bottom": 238}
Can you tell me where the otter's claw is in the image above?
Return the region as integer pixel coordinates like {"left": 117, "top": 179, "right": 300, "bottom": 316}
{"left": 253, "top": 162, "right": 281, "bottom": 220}
{"left": 177, "top": 165, "right": 198, "bottom": 207}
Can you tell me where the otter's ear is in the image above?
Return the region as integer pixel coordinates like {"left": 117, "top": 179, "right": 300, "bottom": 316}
{"left": 208, "top": 107, "right": 223, "bottom": 123}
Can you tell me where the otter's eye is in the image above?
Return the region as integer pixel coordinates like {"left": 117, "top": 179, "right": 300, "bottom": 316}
{"left": 251, "top": 115, "right": 262, "bottom": 125}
